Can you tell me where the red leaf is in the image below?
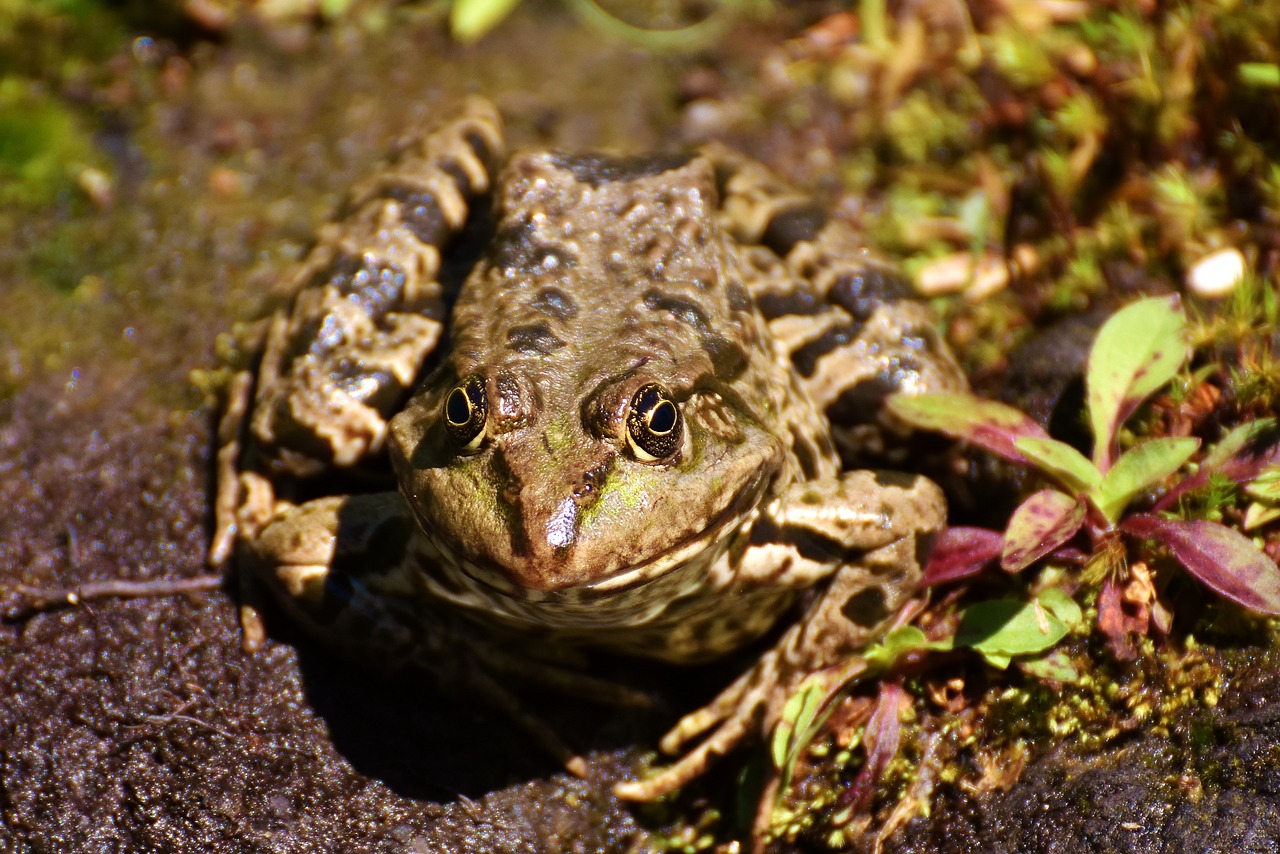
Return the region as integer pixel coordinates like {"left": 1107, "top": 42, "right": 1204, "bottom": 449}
{"left": 923, "top": 526, "right": 1003, "bottom": 586}
{"left": 840, "top": 681, "right": 904, "bottom": 814}
{"left": 1096, "top": 577, "right": 1140, "bottom": 660}
{"left": 1001, "top": 490, "right": 1086, "bottom": 572}
{"left": 886, "top": 393, "right": 1050, "bottom": 464}
{"left": 1121, "top": 515, "right": 1280, "bottom": 615}
{"left": 1153, "top": 420, "right": 1280, "bottom": 511}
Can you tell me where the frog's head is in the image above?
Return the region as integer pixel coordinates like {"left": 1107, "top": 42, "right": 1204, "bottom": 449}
{"left": 388, "top": 149, "right": 791, "bottom": 597}
{"left": 388, "top": 360, "right": 784, "bottom": 595}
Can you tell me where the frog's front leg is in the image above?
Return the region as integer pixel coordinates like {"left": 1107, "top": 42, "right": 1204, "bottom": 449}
{"left": 614, "top": 469, "right": 944, "bottom": 801}
{"left": 244, "top": 491, "right": 647, "bottom": 770}
{"left": 209, "top": 97, "right": 505, "bottom": 567}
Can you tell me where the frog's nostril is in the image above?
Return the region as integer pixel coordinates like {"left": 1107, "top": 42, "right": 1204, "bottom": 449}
{"left": 572, "top": 462, "right": 611, "bottom": 506}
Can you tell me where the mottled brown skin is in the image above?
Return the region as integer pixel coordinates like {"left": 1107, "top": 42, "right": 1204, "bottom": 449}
{"left": 212, "top": 98, "right": 966, "bottom": 804}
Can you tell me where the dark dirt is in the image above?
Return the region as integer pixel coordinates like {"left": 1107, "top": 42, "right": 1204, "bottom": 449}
{"left": 892, "top": 649, "right": 1280, "bottom": 854}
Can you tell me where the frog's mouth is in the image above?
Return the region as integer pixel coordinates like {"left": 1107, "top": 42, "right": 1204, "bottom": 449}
{"left": 415, "top": 461, "right": 773, "bottom": 607}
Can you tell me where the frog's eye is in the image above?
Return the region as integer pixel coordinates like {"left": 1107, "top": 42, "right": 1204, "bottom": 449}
{"left": 625, "top": 383, "right": 682, "bottom": 462}
{"left": 444, "top": 375, "right": 488, "bottom": 451}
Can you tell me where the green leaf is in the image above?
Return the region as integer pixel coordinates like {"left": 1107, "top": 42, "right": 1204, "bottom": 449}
{"left": 1001, "top": 489, "right": 1086, "bottom": 572}
{"left": 1085, "top": 296, "right": 1188, "bottom": 470}
{"left": 887, "top": 392, "right": 1049, "bottom": 463}
{"left": 1202, "top": 418, "right": 1279, "bottom": 469}
{"left": 954, "top": 589, "right": 1081, "bottom": 660}
{"left": 1240, "top": 62, "right": 1280, "bottom": 88}
{"left": 981, "top": 652, "right": 1012, "bottom": 669}
{"left": 1244, "top": 466, "right": 1280, "bottom": 502}
{"left": 1095, "top": 436, "right": 1200, "bottom": 523}
{"left": 1244, "top": 502, "right": 1280, "bottom": 531}
{"left": 771, "top": 677, "right": 828, "bottom": 771}
{"left": 862, "top": 626, "right": 952, "bottom": 671}
{"left": 1014, "top": 437, "right": 1103, "bottom": 494}
{"left": 1038, "top": 587, "right": 1085, "bottom": 624}
{"left": 450, "top": 0, "right": 523, "bottom": 42}
{"left": 1018, "top": 648, "right": 1083, "bottom": 683}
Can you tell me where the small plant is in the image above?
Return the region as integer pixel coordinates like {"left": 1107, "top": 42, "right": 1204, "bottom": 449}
{"left": 889, "top": 295, "right": 1280, "bottom": 654}
{"left": 448, "top": 0, "right": 759, "bottom": 48}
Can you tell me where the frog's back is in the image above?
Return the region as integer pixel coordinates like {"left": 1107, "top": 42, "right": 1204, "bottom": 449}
{"left": 447, "top": 151, "right": 779, "bottom": 415}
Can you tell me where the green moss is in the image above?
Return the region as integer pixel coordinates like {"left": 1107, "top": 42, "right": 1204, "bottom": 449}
{"left": 0, "top": 77, "right": 106, "bottom": 209}
{"left": 983, "top": 20, "right": 1057, "bottom": 89}
{"left": 0, "top": 0, "right": 127, "bottom": 79}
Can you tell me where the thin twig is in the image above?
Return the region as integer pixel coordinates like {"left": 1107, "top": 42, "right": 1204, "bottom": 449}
{"left": 7, "top": 574, "right": 224, "bottom": 618}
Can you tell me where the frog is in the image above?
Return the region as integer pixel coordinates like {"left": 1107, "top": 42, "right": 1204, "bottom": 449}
{"left": 209, "top": 97, "right": 967, "bottom": 802}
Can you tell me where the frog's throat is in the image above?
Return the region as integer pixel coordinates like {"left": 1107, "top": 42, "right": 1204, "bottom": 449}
{"left": 417, "top": 465, "right": 772, "bottom": 602}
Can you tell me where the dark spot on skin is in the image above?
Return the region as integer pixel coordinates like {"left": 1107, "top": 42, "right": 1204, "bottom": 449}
{"left": 825, "top": 377, "right": 897, "bottom": 425}
{"left": 549, "top": 152, "right": 695, "bottom": 187}
{"left": 642, "top": 289, "right": 747, "bottom": 378}
{"left": 725, "top": 281, "right": 752, "bottom": 312}
{"left": 870, "top": 470, "right": 915, "bottom": 489}
{"left": 643, "top": 290, "right": 710, "bottom": 334}
{"left": 761, "top": 204, "right": 827, "bottom": 255}
{"left": 750, "top": 517, "right": 849, "bottom": 564}
{"left": 841, "top": 587, "right": 889, "bottom": 628}
{"left": 507, "top": 324, "right": 566, "bottom": 354}
{"left": 755, "top": 288, "right": 824, "bottom": 320}
{"left": 828, "top": 268, "right": 914, "bottom": 322}
{"left": 791, "top": 323, "right": 864, "bottom": 377}
{"left": 916, "top": 530, "right": 938, "bottom": 570}
{"left": 826, "top": 357, "right": 928, "bottom": 425}
{"left": 703, "top": 336, "right": 749, "bottom": 381}
{"left": 789, "top": 430, "right": 821, "bottom": 480}
{"left": 311, "top": 255, "right": 410, "bottom": 323}
{"left": 898, "top": 328, "right": 941, "bottom": 357}
{"left": 493, "top": 222, "right": 577, "bottom": 275}
{"left": 530, "top": 287, "right": 579, "bottom": 320}
{"left": 386, "top": 186, "right": 451, "bottom": 246}
{"left": 286, "top": 257, "right": 431, "bottom": 374}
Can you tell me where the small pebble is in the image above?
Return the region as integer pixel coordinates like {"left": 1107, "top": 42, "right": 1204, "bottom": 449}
{"left": 1185, "top": 247, "right": 1245, "bottom": 298}
{"left": 916, "top": 251, "right": 1009, "bottom": 299}
{"left": 76, "top": 167, "right": 114, "bottom": 209}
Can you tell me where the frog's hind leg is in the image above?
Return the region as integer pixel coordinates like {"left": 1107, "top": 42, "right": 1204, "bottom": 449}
{"left": 616, "top": 469, "right": 943, "bottom": 802}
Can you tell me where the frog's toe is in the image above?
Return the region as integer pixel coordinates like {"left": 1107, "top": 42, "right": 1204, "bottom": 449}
{"left": 614, "top": 650, "right": 782, "bottom": 801}
{"left": 613, "top": 708, "right": 757, "bottom": 801}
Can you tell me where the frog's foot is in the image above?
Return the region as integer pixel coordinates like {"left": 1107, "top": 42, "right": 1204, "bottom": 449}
{"left": 613, "top": 648, "right": 781, "bottom": 801}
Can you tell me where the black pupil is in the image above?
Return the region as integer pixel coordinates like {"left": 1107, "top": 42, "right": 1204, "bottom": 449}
{"left": 648, "top": 400, "right": 676, "bottom": 434}
{"left": 446, "top": 387, "right": 471, "bottom": 425}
